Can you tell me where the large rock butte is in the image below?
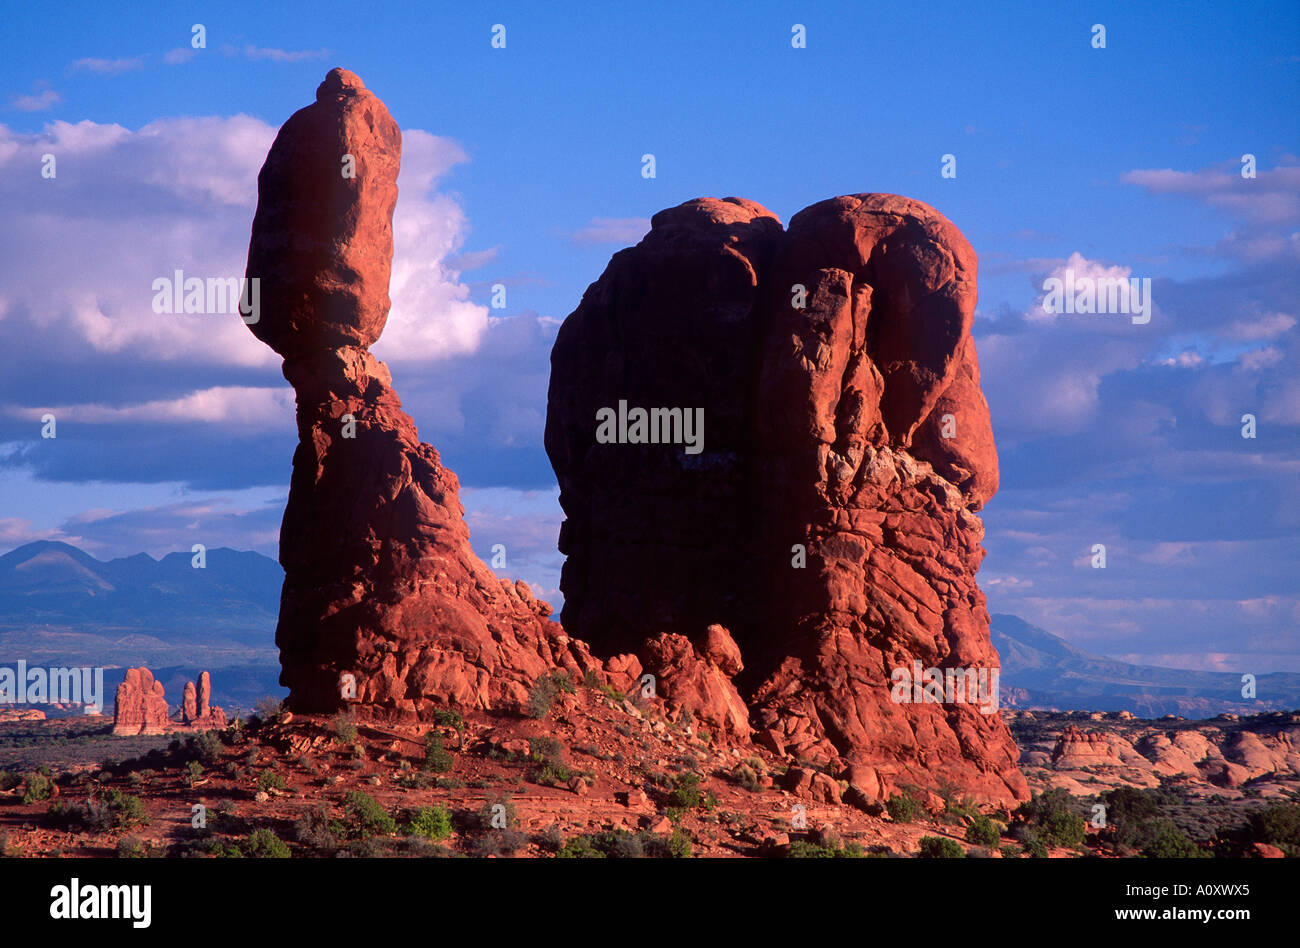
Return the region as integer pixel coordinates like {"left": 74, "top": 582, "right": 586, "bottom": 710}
{"left": 546, "top": 195, "right": 1027, "bottom": 802}
{"left": 244, "top": 69, "right": 598, "bottom": 718}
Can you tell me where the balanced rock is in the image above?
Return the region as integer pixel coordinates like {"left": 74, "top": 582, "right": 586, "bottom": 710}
{"left": 546, "top": 195, "right": 1026, "bottom": 803}
{"left": 244, "top": 69, "right": 599, "bottom": 718}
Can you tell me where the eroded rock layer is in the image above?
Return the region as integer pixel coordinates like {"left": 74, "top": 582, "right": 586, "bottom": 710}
{"left": 546, "top": 195, "right": 1027, "bottom": 802}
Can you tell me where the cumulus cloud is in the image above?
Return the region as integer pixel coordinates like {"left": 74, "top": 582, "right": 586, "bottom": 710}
{"left": 0, "top": 113, "right": 495, "bottom": 490}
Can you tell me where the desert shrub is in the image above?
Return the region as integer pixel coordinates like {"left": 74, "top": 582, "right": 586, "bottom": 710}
{"left": 526, "top": 671, "right": 575, "bottom": 719}
{"left": 333, "top": 791, "right": 396, "bottom": 839}
{"left": 1236, "top": 803, "right": 1300, "bottom": 857}
{"left": 536, "top": 824, "right": 565, "bottom": 853}
{"left": 404, "top": 805, "right": 453, "bottom": 841}
{"left": 254, "top": 696, "right": 284, "bottom": 720}
{"left": 1139, "top": 819, "right": 1208, "bottom": 858}
{"left": 331, "top": 712, "right": 358, "bottom": 743}
{"left": 885, "top": 791, "right": 921, "bottom": 824}
{"left": 472, "top": 795, "right": 518, "bottom": 833}
{"left": 422, "top": 732, "right": 454, "bottom": 773}
{"left": 1022, "top": 833, "right": 1050, "bottom": 858}
{"left": 788, "top": 839, "right": 867, "bottom": 858}
{"left": 730, "top": 764, "right": 761, "bottom": 792}
{"left": 918, "top": 836, "right": 966, "bottom": 858}
{"left": 431, "top": 709, "right": 465, "bottom": 730}
{"left": 293, "top": 806, "right": 338, "bottom": 853}
{"left": 999, "top": 843, "right": 1021, "bottom": 859}
{"left": 667, "top": 773, "right": 715, "bottom": 810}
{"left": 965, "top": 814, "right": 1001, "bottom": 847}
{"left": 105, "top": 790, "right": 149, "bottom": 830}
{"left": 187, "top": 731, "right": 224, "bottom": 764}
{"left": 244, "top": 828, "right": 291, "bottom": 858}
{"left": 22, "top": 771, "right": 55, "bottom": 804}
{"left": 115, "top": 836, "right": 153, "bottom": 858}
{"left": 257, "top": 769, "right": 287, "bottom": 793}
{"left": 557, "top": 828, "right": 691, "bottom": 859}
{"left": 1013, "top": 788, "right": 1085, "bottom": 848}
{"left": 471, "top": 828, "right": 528, "bottom": 857}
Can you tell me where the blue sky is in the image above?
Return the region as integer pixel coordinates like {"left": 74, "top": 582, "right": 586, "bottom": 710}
{"left": 0, "top": 1, "right": 1296, "bottom": 672}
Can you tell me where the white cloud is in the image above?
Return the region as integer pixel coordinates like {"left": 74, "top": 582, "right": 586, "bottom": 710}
{"left": 1122, "top": 162, "right": 1300, "bottom": 225}
{"left": 0, "top": 115, "right": 487, "bottom": 373}
{"left": 241, "top": 46, "right": 330, "bottom": 63}
{"left": 9, "top": 86, "right": 61, "bottom": 112}
{"left": 70, "top": 57, "right": 144, "bottom": 75}
{"left": 3, "top": 386, "right": 294, "bottom": 426}
{"left": 571, "top": 217, "right": 650, "bottom": 246}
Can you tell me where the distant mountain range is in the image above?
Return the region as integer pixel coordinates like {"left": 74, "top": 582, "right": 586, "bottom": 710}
{"left": 1, "top": 541, "right": 1294, "bottom": 719}
{"left": 991, "top": 613, "right": 1300, "bottom": 716}
{"left": 0, "top": 540, "right": 284, "bottom": 710}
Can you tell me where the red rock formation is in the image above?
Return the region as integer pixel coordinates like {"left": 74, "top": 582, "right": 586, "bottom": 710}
{"left": 112, "top": 667, "right": 171, "bottom": 736}
{"left": 546, "top": 195, "right": 1026, "bottom": 803}
{"left": 179, "top": 670, "right": 227, "bottom": 729}
{"left": 640, "top": 624, "right": 751, "bottom": 742}
{"left": 244, "top": 69, "right": 599, "bottom": 719}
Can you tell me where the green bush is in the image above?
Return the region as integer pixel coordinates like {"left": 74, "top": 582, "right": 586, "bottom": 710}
{"left": 885, "top": 791, "right": 921, "bottom": 824}
{"left": 404, "top": 805, "right": 453, "bottom": 841}
{"left": 964, "top": 814, "right": 1001, "bottom": 847}
{"left": 431, "top": 709, "right": 465, "bottom": 730}
{"left": 22, "top": 772, "right": 55, "bottom": 804}
{"left": 1013, "top": 788, "right": 1085, "bottom": 848}
{"left": 918, "top": 836, "right": 966, "bottom": 858}
{"left": 556, "top": 828, "right": 691, "bottom": 859}
{"left": 526, "top": 671, "right": 575, "bottom": 720}
{"left": 245, "top": 828, "right": 291, "bottom": 858}
{"left": 257, "top": 769, "right": 287, "bottom": 793}
{"left": 1243, "top": 803, "right": 1300, "bottom": 856}
{"left": 331, "top": 712, "right": 358, "bottom": 743}
{"left": 422, "top": 732, "right": 454, "bottom": 773}
{"left": 788, "top": 839, "right": 867, "bottom": 858}
{"left": 334, "top": 791, "right": 396, "bottom": 839}
{"left": 1139, "top": 819, "right": 1208, "bottom": 858}
{"left": 667, "top": 773, "right": 715, "bottom": 810}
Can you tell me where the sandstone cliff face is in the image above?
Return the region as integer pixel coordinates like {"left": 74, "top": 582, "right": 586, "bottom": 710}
{"left": 245, "top": 69, "right": 598, "bottom": 719}
{"left": 546, "top": 195, "right": 1027, "bottom": 803}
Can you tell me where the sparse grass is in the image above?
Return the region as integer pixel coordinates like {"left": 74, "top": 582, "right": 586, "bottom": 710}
{"left": 331, "top": 712, "right": 358, "bottom": 744}
{"left": 526, "top": 670, "right": 575, "bottom": 720}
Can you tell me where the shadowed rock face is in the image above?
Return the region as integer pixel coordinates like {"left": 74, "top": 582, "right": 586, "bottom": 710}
{"left": 546, "top": 195, "right": 1027, "bottom": 802}
{"left": 245, "top": 70, "right": 598, "bottom": 718}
